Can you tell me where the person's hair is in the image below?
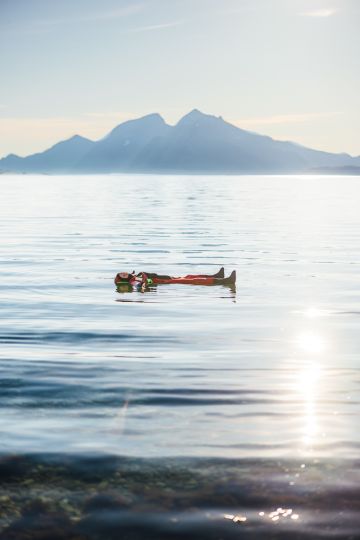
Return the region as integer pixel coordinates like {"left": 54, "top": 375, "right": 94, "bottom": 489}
{"left": 116, "top": 272, "right": 131, "bottom": 282}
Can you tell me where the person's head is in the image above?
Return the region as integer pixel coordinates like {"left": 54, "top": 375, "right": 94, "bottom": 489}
{"left": 114, "top": 272, "right": 133, "bottom": 285}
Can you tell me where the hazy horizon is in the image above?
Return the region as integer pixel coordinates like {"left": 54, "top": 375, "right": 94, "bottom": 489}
{"left": 0, "top": 0, "right": 359, "bottom": 157}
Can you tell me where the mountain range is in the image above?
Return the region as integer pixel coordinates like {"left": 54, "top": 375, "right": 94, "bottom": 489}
{"left": 1, "top": 109, "right": 359, "bottom": 174}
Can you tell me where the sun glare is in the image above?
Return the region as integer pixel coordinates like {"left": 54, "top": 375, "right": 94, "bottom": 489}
{"left": 296, "top": 332, "right": 326, "bottom": 354}
{"left": 304, "top": 307, "right": 322, "bottom": 318}
{"left": 298, "top": 363, "right": 322, "bottom": 448}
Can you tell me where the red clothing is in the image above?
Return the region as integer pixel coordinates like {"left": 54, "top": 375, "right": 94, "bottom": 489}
{"left": 133, "top": 272, "right": 217, "bottom": 286}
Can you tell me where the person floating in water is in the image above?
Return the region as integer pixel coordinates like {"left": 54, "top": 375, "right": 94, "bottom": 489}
{"left": 114, "top": 267, "right": 236, "bottom": 288}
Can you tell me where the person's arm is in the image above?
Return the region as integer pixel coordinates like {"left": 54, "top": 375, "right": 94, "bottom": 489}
{"left": 128, "top": 271, "right": 148, "bottom": 288}
{"left": 139, "top": 272, "right": 148, "bottom": 291}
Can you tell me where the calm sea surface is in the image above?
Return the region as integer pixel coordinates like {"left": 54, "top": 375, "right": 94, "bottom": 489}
{"left": 0, "top": 174, "right": 359, "bottom": 539}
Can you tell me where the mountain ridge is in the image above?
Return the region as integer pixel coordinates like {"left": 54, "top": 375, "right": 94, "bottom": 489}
{"left": 1, "top": 110, "right": 359, "bottom": 174}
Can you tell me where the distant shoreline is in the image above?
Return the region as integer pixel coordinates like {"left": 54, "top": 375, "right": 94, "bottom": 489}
{"left": 1, "top": 169, "right": 360, "bottom": 176}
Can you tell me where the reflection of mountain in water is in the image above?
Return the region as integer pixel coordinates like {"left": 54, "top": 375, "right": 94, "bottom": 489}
{"left": 1, "top": 109, "right": 360, "bottom": 174}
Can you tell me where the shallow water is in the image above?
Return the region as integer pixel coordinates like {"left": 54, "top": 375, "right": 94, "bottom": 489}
{"left": 0, "top": 174, "right": 359, "bottom": 538}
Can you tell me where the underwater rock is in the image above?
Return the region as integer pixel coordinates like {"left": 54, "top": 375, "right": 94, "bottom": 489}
{"left": 83, "top": 492, "right": 132, "bottom": 514}
{"left": 0, "top": 499, "right": 89, "bottom": 540}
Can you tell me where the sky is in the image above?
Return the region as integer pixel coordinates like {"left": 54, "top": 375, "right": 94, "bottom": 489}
{"left": 0, "top": 0, "right": 359, "bottom": 158}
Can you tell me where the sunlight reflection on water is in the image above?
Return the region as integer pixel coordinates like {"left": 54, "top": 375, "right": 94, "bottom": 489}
{"left": 1, "top": 174, "right": 360, "bottom": 538}
{"left": 297, "top": 363, "right": 322, "bottom": 449}
{"left": 0, "top": 174, "right": 359, "bottom": 461}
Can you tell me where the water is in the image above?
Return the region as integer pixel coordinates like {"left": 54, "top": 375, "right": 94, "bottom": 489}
{"left": 0, "top": 174, "right": 359, "bottom": 539}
